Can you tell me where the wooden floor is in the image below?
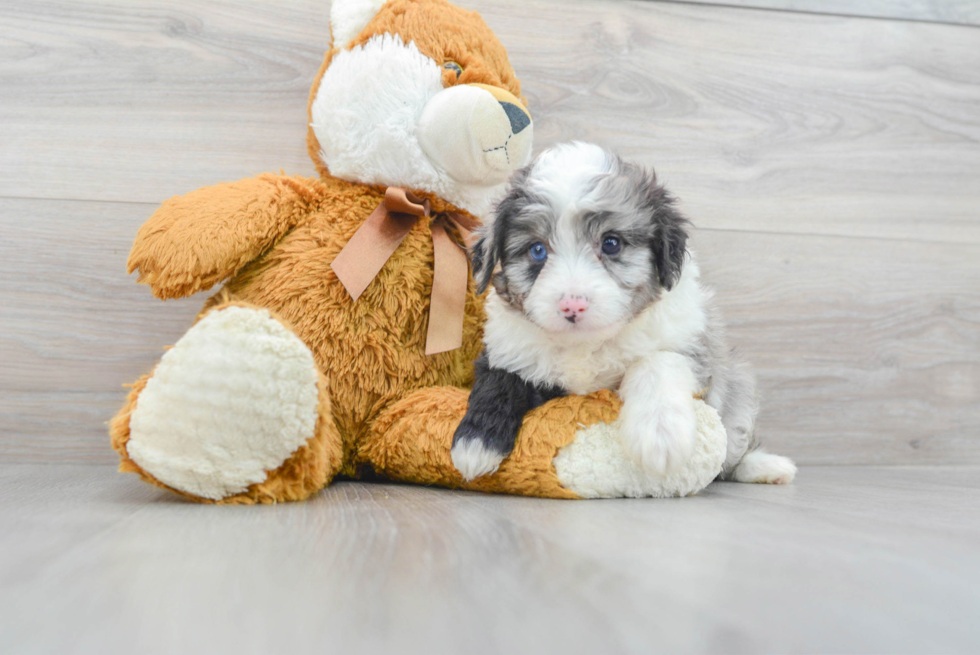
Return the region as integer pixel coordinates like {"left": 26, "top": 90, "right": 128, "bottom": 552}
{"left": 0, "top": 464, "right": 977, "bottom": 654}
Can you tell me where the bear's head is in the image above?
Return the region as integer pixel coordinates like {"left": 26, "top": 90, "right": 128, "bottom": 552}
{"left": 308, "top": 0, "right": 532, "bottom": 215}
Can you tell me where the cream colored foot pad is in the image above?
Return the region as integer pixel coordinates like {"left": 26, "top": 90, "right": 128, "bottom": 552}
{"left": 554, "top": 400, "right": 727, "bottom": 499}
{"left": 128, "top": 306, "right": 319, "bottom": 500}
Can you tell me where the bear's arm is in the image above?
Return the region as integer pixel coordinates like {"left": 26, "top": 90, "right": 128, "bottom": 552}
{"left": 127, "top": 174, "right": 322, "bottom": 299}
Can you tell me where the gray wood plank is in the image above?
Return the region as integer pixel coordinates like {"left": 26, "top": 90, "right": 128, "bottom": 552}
{"left": 690, "top": 227, "right": 980, "bottom": 465}
{"left": 671, "top": 0, "right": 980, "bottom": 26}
{"left": 0, "top": 0, "right": 324, "bottom": 201}
{"left": 1, "top": 464, "right": 978, "bottom": 654}
{"left": 2, "top": 0, "right": 979, "bottom": 243}
{"left": 2, "top": 197, "right": 977, "bottom": 465}
{"left": 0, "top": 198, "right": 205, "bottom": 463}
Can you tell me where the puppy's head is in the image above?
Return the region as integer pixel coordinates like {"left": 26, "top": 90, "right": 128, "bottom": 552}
{"left": 473, "top": 142, "right": 688, "bottom": 336}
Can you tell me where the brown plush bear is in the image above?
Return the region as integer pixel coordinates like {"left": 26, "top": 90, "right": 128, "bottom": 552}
{"left": 110, "top": 0, "right": 727, "bottom": 504}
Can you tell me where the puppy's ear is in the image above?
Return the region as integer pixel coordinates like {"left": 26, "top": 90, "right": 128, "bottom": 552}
{"left": 614, "top": 157, "right": 689, "bottom": 292}
{"left": 470, "top": 229, "right": 498, "bottom": 294}
{"left": 651, "top": 203, "right": 688, "bottom": 291}
{"left": 638, "top": 167, "right": 689, "bottom": 291}
{"left": 472, "top": 166, "right": 533, "bottom": 294}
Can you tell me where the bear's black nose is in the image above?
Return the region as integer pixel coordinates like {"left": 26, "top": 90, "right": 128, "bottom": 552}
{"left": 499, "top": 101, "right": 530, "bottom": 134}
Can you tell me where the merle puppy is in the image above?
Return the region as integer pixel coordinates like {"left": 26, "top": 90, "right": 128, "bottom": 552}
{"left": 450, "top": 142, "right": 796, "bottom": 485}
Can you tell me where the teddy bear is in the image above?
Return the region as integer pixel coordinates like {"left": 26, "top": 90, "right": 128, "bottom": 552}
{"left": 109, "top": 0, "right": 728, "bottom": 504}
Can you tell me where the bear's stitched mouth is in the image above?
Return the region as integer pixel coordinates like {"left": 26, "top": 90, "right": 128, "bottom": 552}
{"left": 483, "top": 134, "right": 514, "bottom": 166}
{"left": 481, "top": 100, "right": 531, "bottom": 168}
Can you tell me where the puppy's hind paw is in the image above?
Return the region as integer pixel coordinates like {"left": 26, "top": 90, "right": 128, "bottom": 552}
{"left": 451, "top": 437, "right": 506, "bottom": 482}
{"left": 733, "top": 449, "right": 797, "bottom": 485}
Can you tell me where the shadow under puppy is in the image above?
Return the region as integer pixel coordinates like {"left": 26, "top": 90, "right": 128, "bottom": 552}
{"left": 451, "top": 142, "right": 796, "bottom": 485}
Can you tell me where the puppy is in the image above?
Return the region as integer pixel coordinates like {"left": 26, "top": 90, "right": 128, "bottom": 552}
{"left": 451, "top": 142, "right": 796, "bottom": 485}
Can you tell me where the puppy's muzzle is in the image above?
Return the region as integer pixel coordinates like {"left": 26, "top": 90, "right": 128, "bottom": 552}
{"left": 418, "top": 83, "right": 533, "bottom": 187}
{"left": 560, "top": 295, "right": 589, "bottom": 324}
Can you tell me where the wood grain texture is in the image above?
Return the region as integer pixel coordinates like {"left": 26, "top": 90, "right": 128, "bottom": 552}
{"left": 497, "top": 0, "right": 980, "bottom": 244}
{"left": 1, "top": 464, "right": 978, "bottom": 654}
{"left": 0, "top": 198, "right": 204, "bottom": 462}
{"left": 2, "top": 197, "right": 977, "bottom": 465}
{"left": 1, "top": 0, "right": 978, "bottom": 466}
{"left": 1, "top": 0, "right": 979, "bottom": 242}
{"left": 673, "top": 0, "right": 980, "bottom": 26}
{"left": 690, "top": 228, "right": 980, "bottom": 465}
{"left": 0, "top": 0, "right": 324, "bottom": 201}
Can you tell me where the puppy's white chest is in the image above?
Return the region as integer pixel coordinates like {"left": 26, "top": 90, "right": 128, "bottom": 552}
{"left": 553, "top": 343, "right": 629, "bottom": 395}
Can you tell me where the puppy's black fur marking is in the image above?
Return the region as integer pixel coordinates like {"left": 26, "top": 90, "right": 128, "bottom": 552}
{"left": 453, "top": 350, "right": 566, "bottom": 459}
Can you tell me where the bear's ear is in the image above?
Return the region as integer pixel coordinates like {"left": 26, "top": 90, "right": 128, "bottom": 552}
{"left": 330, "top": 0, "right": 387, "bottom": 49}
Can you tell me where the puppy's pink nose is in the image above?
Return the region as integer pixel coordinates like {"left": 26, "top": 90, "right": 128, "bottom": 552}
{"left": 559, "top": 296, "right": 589, "bottom": 321}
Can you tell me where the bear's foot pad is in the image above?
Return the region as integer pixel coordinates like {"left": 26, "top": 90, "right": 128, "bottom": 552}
{"left": 553, "top": 400, "right": 727, "bottom": 499}
{"left": 127, "top": 306, "right": 320, "bottom": 500}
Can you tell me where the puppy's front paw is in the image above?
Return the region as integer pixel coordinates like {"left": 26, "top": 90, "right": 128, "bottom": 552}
{"left": 451, "top": 424, "right": 507, "bottom": 482}
{"left": 623, "top": 396, "right": 697, "bottom": 477}
{"left": 451, "top": 438, "right": 505, "bottom": 481}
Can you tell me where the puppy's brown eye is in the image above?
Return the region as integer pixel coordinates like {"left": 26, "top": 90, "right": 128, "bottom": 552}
{"left": 601, "top": 235, "right": 622, "bottom": 256}
{"left": 443, "top": 61, "right": 463, "bottom": 78}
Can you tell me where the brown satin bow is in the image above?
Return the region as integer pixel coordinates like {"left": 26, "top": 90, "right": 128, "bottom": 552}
{"left": 330, "top": 187, "right": 479, "bottom": 356}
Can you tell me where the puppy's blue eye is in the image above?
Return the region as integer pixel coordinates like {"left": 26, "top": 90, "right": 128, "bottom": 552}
{"left": 601, "top": 235, "right": 622, "bottom": 256}
{"left": 529, "top": 242, "right": 548, "bottom": 262}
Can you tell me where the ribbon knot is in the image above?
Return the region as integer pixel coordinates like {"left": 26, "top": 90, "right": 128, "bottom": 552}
{"left": 330, "top": 187, "right": 479, "bottom": 356}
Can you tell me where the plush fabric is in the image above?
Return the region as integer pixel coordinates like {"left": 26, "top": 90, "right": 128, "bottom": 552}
{"left": 109, "top": 0, "right": 727, "bottom": 504}
{"left": 124, "top": 305, "right": 321, "bottom": 500}
{"left": 554, "top": 400, "right": 728, "bottom": 499}
{"left": 308, "top": 0, "right": 527, "bottom": 181}
{"left": 111, "top": 297, "right": 345, "bottom": 505}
